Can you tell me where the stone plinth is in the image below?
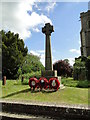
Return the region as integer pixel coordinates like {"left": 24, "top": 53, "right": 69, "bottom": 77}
{"left": 41, "top": 70, "right": 58, "bottom": 80}
{"left": 41, "top": 70, "right": 57, "bottom": 77}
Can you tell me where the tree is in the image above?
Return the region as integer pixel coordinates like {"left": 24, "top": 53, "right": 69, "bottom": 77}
{"left": 53, "top": 60, "right": 73, "bottom": 77}
{"left": 21, "top": 53, "right": 45, "bottom": 74}
{"left": 1, "top": 30, "right": 28, "bottom": 79}
{"left": 73, "top": 56, "right": 87, "bottom": 80}
{"left": 64, "top": 59, "right": 69, "bottom": 64}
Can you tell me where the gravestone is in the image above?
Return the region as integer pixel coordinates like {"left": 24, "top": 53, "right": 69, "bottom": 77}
{"left": 41, "top": 23, "right": 57, "bottom": 80}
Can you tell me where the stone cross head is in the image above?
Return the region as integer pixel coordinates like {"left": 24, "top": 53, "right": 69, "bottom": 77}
{"left": 42, "top": 23, "right": 54, "bottom": 35}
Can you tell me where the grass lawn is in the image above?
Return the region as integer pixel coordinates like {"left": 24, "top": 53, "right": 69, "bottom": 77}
{"left": 0, "top": 79, "right": 89, "bottom": 105}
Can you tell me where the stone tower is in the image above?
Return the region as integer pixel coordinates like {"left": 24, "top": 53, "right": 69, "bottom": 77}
{"left": 80, "top": 10, "right": 90, "bottom": 57}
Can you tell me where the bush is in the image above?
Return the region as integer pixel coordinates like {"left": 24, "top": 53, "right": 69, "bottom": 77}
{"left": 20, "top": 71, "right": 41, "bottom": 85}
{"left": 73, "top": 56, "right": 90, "bottom": 80}
{"left": 61, "top": 77, "right": 90, "bottom": 88}
{"left": 22, "top": 71, "right": 41, "bottom": 79}
{"left": 77, "top": 80, "right": 90, "bottom": 88}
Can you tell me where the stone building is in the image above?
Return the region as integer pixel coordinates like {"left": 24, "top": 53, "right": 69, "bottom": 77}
{"left": 80, "top": 10, "right": 90, "bottom": 57}
{"left": 73, "top": 10, "right": 90, "bottom": 80}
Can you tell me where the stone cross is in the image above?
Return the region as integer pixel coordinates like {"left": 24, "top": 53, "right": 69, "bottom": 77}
{"left": 42, "top": 23, "right": 54, "bottom": 71}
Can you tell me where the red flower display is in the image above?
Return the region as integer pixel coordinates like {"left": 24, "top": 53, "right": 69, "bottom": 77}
{"left": 29, "top": 77, "right": 38, "bottom": 89}
{"left": 38, "top": 77, "right": 48, "bottom": 89}
{"left": 49, "top": 77, "right": 60, "bottom": 90}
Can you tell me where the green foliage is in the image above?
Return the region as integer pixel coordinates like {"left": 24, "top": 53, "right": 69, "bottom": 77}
{"left": 21, "top": 54, "right": 44, "bottom": 74}
{"left": 1, "top": 30, "right": 28, "bottom": 79}
{"left": 73, "top": 56, "right": 90, "bottom": 80}
{"left": 61, "top": 77, "right": 90, "bottom": 88}
{"left": 20, "top": 71, "right": 41, "bottom": 85}
{"left": 17, "top": 68, "right": 22, "bottom": 79}
{"left": 74, "top": 57, "right": 86, "bottom": 68}
{"left": 77, "top": 80, "right": 89, "bottom": 88}
{"left": 73, "top": 56, "right": 86, "bottom": 80}
{"left": 22, "top": 71, "right": 41, "bottom": 79}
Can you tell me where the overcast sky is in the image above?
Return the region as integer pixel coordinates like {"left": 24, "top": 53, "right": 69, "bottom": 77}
{"left": 0, "top": 0, "right": 89, "bottom": 66}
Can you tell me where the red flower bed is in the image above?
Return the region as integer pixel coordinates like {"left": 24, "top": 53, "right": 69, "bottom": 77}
{"left": 38, "top": 77, "right": 48, "bottom": 89}
{"left": 49, "top": 77, "right": 60, "bottom": 90}
{"left": 29, "top": 77, "right": 38, "bottom": 89}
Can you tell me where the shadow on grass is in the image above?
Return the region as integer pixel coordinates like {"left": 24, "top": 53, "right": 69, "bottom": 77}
{"left": 2, "top": 88, "right": 47, "bottom": 98}
{"left": 30, "top": 89, "right": 57, "bottom": 93}
{"left": 41, "top": 89, "right": 57, "bottom": 93}
{"left": 2, "top": 88, "right": 58, "bottom": 99}
{"left": 22, "top": 83, "right": 28, "bottom": 85}
{"left": 2, "top": 88, "right": 30, "bottom": 98}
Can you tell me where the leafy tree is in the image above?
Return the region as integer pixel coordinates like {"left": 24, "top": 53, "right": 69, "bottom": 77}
{"left": 1, "top": 30, "right": 28, "bottom": 79}
{"left": 73, "top": 56, "right": 88, "bottom": 80}
{"left": 21, "top": 53, "right": 45, "bottom": 74}
{"left": 53, "top": 60, "right": 73, "bottom": 77}
{"left": 64, "top": 59, "right": 69, "bottom": 64}
{"left": 73, "top": 57, "right": 86, "bottom": 68}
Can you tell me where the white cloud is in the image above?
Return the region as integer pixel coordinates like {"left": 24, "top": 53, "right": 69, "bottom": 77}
{"left": 37, "top": 50, "right": 45, "bottom": 53}
{"left": 45, "top": 2, "right": 56, "bottom": 13}
{"left": 30, "top": 50, "right": 40, "bottom": 56}
{"left": 68, "top": 58, "right": 75, "bottom": 66}
{"left": 0, "top": 1, "right": 52, "bottom": 40}
{"left": 1, "top": 0, "right": 89, "bottom": 3}
{"left": 30, "top": 50, "right": 45, "bottom": 66}
{"left": 30, "top": 49, "right": 56, "bottom": 66}
{"left": 32, "top": 28, "right": 40, "bottom": 32}
{"left": 69, "top": 49, "right": 80, "bottom": 54}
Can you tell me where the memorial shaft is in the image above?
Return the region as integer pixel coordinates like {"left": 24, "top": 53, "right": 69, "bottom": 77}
{"left": 42, "top": 23, "right": 54, "bottom": 71}
{"left": 45, "top": 35, "right": 52, "bottom": 70}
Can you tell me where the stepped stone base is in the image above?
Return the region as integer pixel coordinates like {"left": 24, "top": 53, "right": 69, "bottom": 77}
{"left": 41, "top": 70, "right": 57, "bottom": 77}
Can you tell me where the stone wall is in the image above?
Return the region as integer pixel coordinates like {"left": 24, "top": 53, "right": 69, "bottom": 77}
{"left": 0, "top": 101, "right": 90, "bottom": 120}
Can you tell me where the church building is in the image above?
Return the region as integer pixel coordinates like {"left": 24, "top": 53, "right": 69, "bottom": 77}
{"left": 80, "top": 10, "right": 90, "bottom": 57}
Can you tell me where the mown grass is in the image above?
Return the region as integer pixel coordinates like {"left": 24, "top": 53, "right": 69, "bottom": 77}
{"left": 0, "top": 80, "right": 89, "bottom": 105}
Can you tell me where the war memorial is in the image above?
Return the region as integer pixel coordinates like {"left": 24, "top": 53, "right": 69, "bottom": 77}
{"left": 0, "top": 3, "right": 90, "bottom": 120}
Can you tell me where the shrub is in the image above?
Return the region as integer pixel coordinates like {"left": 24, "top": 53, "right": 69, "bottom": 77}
{"left": 20, "top": 71, "right": 41, "bottom": 85}
{"left": 22, "top": 71, "right": 41, "bottom": 79}
{"left": 53, "top": 60, "right": 73, "bottom": 77}
{"left": 61, "top": 77, "right": 90, "bottom": 88}
{"left": 77, "top": 80, "right": 90, "bottom": 88}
